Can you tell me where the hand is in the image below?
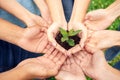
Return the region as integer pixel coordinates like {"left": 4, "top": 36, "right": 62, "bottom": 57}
{"left": 55, "top": 55, "right": 86, "bottom": 80}
{"left": 47, "top": 22, "right": 68, "bottom": 54}
{"left": 28, "top": 14, "right": 50, "bottom": 27}
{"left": 67, "top": 22, "right": 87, "bottom": 54}
{"left": 17, "top": 25, "right": 49, "bottom": 53}
{"left": 17, "top": 49, "right": 67, "bottom": 79}
{"left": 86, "top": 30, "right": 120, "bottom": 50}
{"left": 84, "top": 9, "right": 115, "bottom": 30}
{"left": 73, "top": 47, "right": 108, "bottom": 79}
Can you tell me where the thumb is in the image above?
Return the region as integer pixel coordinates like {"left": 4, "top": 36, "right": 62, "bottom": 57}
{"left": 85, "top": 12, "right": 95, "bottom": 21}
{"left": 85, "top": 45, "right": 99, "bottom": 54}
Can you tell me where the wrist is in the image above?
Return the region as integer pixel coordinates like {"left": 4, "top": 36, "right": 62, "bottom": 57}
{"left": 106, "top": 9, "right": 118, "bottom": 21}
{"left": 106, "top": 0, "right": 120, "bottom": 20}
{"left": 22, "top": 13, "right": 37, "bottom": 27}
{"left": 0, "top": 67, "right": 29, "bottom": 80}
{"left": 115, "top": 31, "right": 120, "bottom": 46}
{"left": 96, "top": 64, "right": 120, "bottom": 80}
{"left": 12, "top": 27, "right": 24, "bottom": 46}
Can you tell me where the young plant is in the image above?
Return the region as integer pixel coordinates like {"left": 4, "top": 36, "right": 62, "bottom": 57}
{"left": 59, "top": 27, "right": 81, "bottom": 46}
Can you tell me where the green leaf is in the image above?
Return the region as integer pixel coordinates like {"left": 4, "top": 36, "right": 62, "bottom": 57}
{"left": 67, "top": 39, "right": 75, "bottom": 46}
{"left": 68, "top": 30, "right": 81, "bottom": 36}
{"left": 61, "top": 37, "right": 69, "bottom": 42}
{"left": 59, "top": 27, "right": 68, "bottom": 37}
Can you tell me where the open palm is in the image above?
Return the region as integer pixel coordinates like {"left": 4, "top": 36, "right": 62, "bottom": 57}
{"left": 17, "top": 26, "right": 48, "bottom": 53}
{"left": 56, "top": 56, "right": 86, "bottom": 80}
{"left": 17, "top": 49, "right": 66, "bottom": 79}
{"left": 74, "top": 47, "right": 108, "bottom": 79}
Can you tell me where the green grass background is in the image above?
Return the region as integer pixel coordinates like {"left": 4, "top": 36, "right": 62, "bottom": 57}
{"left": 88, "top": 0, "right": 120, "bottom": 30}
{"left": 48, "top": 0, "right": 120, "bottom": 80}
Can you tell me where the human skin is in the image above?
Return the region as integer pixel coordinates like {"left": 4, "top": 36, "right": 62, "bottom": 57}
{"left": 73, "top": 46, "right": 120, "bottom": 80}
{"left": 34, "top": 0, "right": 52, "bottom": 25}
{"left": 0, "top": 49, "right": 67, "bottom": 80}
{"left": 68, "top": 0, "right": 90, "bottom": 54}
{"left": 0, "top": 0, "right": 51, "bottom": 27}
{"left": 46, "top": 0, "right": 68, "bottom": 54}
{"left": 84, "top": 0, "right": 120, "bottom": 30}
{"left": 86, "top": 30, "right": 120, "bottom": 50}
{"left": 55, "top": 55, "right": 86, "bottom": 80}
{"left": 0, "top": 18, "right": 49, "bottom": 53}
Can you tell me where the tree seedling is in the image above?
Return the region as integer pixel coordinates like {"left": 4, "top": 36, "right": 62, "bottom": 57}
{"left": 59, "top": 27, "right": 81, "bottom": 46}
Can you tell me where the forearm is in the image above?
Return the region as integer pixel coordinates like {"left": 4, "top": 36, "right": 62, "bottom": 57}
{"left": 0, "top": 0, "right": 34, "bottom": 26}
{"left": 97, "top": 65, "right": 120, "bottom": 80}
{"left": 34, "top": 0, "right": 49, "bottom": 16}
{"left": 106, "top": 0, "right": 120, "bottom": 20}
{"left": 0, "top": 18, "right": 24, "bottom": 45}
{"left": 113, "top": 31, "right": 120, "bottom": 46}
{"left": 45, "top": 0, "right": 66, "bottom": 23}
{"left": 0, "top": 67, "right": 28, "bottom": 80}
{"left": 70, "top": 0, "right": 91, "bottom": 23}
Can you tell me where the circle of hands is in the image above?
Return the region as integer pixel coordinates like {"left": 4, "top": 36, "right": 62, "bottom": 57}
{"left": 16, "top": 8, "right": 116, "bottom": 80}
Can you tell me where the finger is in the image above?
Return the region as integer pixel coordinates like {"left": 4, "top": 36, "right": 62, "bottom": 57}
{"left": 84, "top": 20, "right": 90, "bottom": 26}
{"left": 57, "top": 53, "right": 67, "bottom": 66}
{"left": 45, "top": 45, "right": 55, "bottom": 55}
{"left": 68, "top": 44, "right": 81, "bottom": 54}
{"left": 85, "top": 13, "right": 92, "bottom": 20}
{"left": 60, "top": 54, "right": 67, "bottom": 64}
{"left": 85, "top": 45, "right": 98, "bottom": 54}
{"left": 80, "top": 51, "right": 86, "bottom": 58}
{"left": 47, "top": 24, "right": 58, "bottom": 46}
{"left": 69, "top": 55, "right": 75, "bottom": 64}
{"left": 85, "top": 12, "right": 95, "bottom": 21}
{"left": 36, "top": 35, "right": 48, "bottom": 53}
{"left": 47, "top": 33, "right": 67, "bottom": 55}
{"left": 79, "top": 28, "right": 87, "bottom": 48}
{"left": 74, "top": 51, "right": 84, "bottom": 61}
{"left": 36, "top": 16, "right": 49, "bottom": 27}
{"left": 73, "top": 54, "right": 81, "bottom": 65}
{"left": 48, "top": 49, "right": 58, "bottom": 59}
{"left": 43, "top": 45, "right": 52, "bottom": 57}
{"left": 42, "top": 44, "right": 51, "bottom": 51}
{"left": 52, "top": 52, "right": 63, "bottom": 62}
{"left": 66, "top": 57, "right": 71, "bottom": 65}
{"left": 56, "top": 44, "right": 68, "bottom": 55}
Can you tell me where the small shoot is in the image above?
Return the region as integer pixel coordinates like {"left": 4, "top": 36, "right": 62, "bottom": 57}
{"left": 59, "top": 27, "right": 81, "bottom": 46}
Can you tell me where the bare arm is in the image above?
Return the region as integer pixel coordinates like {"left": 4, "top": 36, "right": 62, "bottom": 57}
{"left": 0, "top": 67, "right": 28, "bottom": 80}
{"left": 69, "top": 0, "right": 91, "bottom": 23}
{"left": 0, "top": 0, "right": 36, "bottom": 26}
{"left": 45, "top": 0, "right": 66, "bottom": 23}
{"left": 34, "top": 0, "right": 52, "bottom": 24}
{"left": 0, "top": 18, "right": 24, "bottom": 45}
{"left": 106, "top": 0, "right": 120, "bottom": 20}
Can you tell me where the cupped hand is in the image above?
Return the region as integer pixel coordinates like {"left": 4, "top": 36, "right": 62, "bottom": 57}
{"left": 73, "top": 47, "right": 108, "bottom": 79}
{"left": 17, "top": 49, "right": 66, "bottom": 79}
{"left": 47, "top": 22, "right": 68, "bottom": 54}
{"left": 17, "top": 25, "right": 49, "bottom": 53}
{"left": 55, "top": 55, "right": 86, "bottom": 80}
{"left": 67, "top": 22, "right": 87, "bottom": 54}
{"left": 84, "top": 9, "right": 115, "bottom": 30}
{"left": 86, "top": 30, "right": 120, "bottom": 50}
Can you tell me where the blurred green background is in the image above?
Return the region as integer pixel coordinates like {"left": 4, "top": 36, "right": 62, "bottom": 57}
{"left": 48, "top": 0, "right": 120, "bottom": 80}
{"left": 88, "top": 0, "right": 120, "bottom": 30}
